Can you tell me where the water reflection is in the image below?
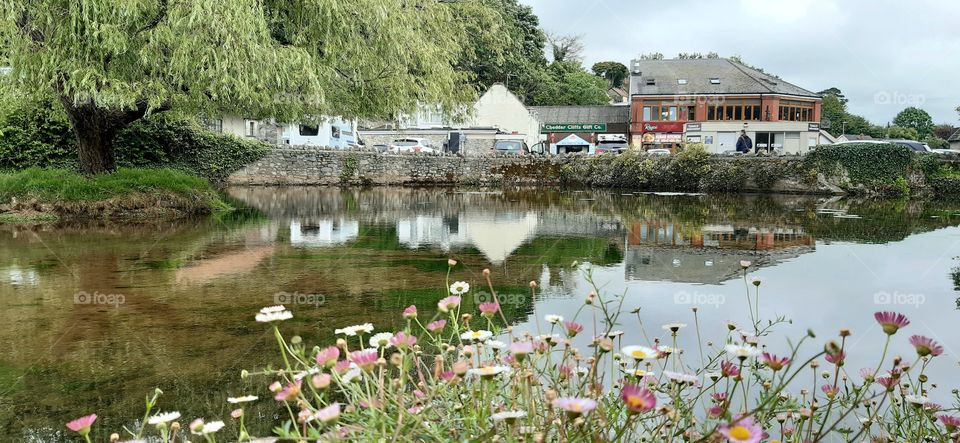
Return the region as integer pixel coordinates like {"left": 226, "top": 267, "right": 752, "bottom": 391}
{"left": 1, "top": 188, "right": 959, "bottom": 441}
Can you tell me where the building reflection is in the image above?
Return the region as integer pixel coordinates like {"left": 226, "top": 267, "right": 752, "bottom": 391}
{"left": 625, "top": 221, "right": 815, "bottom": 284}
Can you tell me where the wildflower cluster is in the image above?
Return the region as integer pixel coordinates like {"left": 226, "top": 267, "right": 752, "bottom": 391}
{"left": 66, "top": 262, "right": 959, "bottom": 442}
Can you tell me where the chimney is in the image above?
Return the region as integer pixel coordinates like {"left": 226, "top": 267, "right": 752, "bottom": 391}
{"left": 630, "top": 60, "right": 642, "bottom": 75}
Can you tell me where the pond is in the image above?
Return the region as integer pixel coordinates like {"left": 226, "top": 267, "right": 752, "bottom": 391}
{"left": 1, "top": 187, "right": 959, "bottom": 441}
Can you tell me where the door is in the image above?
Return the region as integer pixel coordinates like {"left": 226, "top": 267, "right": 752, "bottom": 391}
{"left": 716, "top": 132, "right": 738, "bottom": 154}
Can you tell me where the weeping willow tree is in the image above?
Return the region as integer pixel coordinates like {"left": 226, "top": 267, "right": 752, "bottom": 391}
{"left": 0, "top": 0, "right": 505, "bottom": 174}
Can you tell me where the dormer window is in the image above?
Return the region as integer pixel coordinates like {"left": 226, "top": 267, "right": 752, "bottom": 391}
{"left": 645, "top": 78, "right": 656, "bottom": 86}
{"left": 677, "top": 79, "right": 688, "bottom": 85}
{"left": 709, "top": 78, "right": 721, "bottom": 84}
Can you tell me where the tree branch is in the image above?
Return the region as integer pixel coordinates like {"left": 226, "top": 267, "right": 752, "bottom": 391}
{"left": 135, "top": 0, "right": 169, "bottom": 35}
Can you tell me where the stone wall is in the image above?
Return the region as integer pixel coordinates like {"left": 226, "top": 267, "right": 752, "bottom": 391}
{"left": 227, "top": 147, "right": 560, "bottom": 186}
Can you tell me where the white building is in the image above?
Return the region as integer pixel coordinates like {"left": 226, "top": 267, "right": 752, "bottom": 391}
{"left": 213, "top": 115, "right": 358, "bottom": 148}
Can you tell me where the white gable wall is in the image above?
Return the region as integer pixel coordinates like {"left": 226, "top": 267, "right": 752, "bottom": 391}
{"left": 470, "top": 84, "right": 543, "bottom": 148}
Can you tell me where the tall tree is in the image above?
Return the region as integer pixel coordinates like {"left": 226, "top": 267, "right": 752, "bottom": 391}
{"left": 547, "top": 33, "right": 585, "bottom": 64}
{"left": 2, "top": 0, "right": 496, "bottom": 174}
{"left": 591, "top": 61, "right": 629, "bottom": 88}
{"left": 893, "top": 107, "right": 935, "bottom": 139}
{"left": 818, "top": 87, "right": 848, "bottom": 105}
{"left": 531, "top": 61, "right": 608, "bottom": 106}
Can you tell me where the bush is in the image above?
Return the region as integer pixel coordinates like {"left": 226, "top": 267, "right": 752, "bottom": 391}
{"left": 806, "top": 143, "right": 913, "bottom": 185}
{"left": 0, "top": 96, "right": 270, "bottom": 181}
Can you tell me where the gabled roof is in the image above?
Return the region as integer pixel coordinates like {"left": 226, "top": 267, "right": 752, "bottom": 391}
{"left": 528, "top": 106, "right": 630, "bottom": 124}
{"left": 629, "top": 58, "right": 819, "bottom": 98}
{"left": 949, "top": 128, "right": 960, "bottom": 142}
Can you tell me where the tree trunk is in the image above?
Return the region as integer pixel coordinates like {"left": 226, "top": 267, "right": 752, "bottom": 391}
{"left": 58, "top": 97, "right": 126, "bottom": 175}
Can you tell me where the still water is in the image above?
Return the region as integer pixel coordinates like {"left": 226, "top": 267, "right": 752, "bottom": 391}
{"left": 2, "top": 188, "right": 960, "bottom": 441}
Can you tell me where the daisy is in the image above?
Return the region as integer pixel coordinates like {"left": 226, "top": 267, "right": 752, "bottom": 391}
{"left": 939, "top": 415, "right": 960, "bottom": 431}
{"left": 875, "top": 376, "right": 897, "bottom": 391}
{"left": 544, "top": 314, "right": 564, "bottom": 324}
{"left": 227, "top": 395, "right": 258, "bottom": 404}
{"left": 720, "top": 361, "right": 740, "bottom": 377}
{"left": 341, "top": 368, "right": 362, "bottom": 384}
{"left": 490, "top": 410, "right": 527, "bottom": 423}
{"left": 662, "top": 323, "right": 687, "bottom": 332}
{"left": 909, "top": 335, "right": 944, "bottom": 357}
{"left": 760, "top": 353, "right": 790, "bottom": 371}
{"left": 663, "top": 371, "right": 699, "bottom": 384}
{"left": 274, "top": 380, "right": 301, "bottom": 402}
{"left": 348, "top": 349, "right": 379, "bottom": 371}
{"left": 510, "top": 341, "right": 534, "bottom": 361}
{"left": 486, "top": 340, "right": 507, "bottom": 351}
{"left": 719, "top": 415, "right": 763, "bottom": 443}
{"left": 606, "top": 330, "right": 625, "bottom": 338}
{"left": 147, "top": 411, "right": 181, "bottom": 425}
{"left": 389, "top": 331, "right": 417, "bottom": 349}
{"left": 620, "top": 384, "right": 656, "bottom": 414}
{"left": 368, "top": 332, "right": 395, "bottom": 348}
{"left": 427, "top": 319, "right": 447, "bottom": 332}
{"left": 460, "top": 330, "right": 493, "bottom": 342}
{"left": 725, "top": 344, "right": 760, "bottom": 360}
{"left": 739, "top": 260, "right": 751, "bottom": 268}
{"left": 874, "top": 311, "right": 910, "bottom": 335}
{"left": 438, "top": 296, "right": 462, "bottom": 313}
{"left": 255, "top": 306, "right": 293, "bottom": 323}
{"left": 563, "top": 320, "right": 584, "bottom": 337}
{"left": 479, "top": 302, "right": 500, "bottom": 317}
{"left": 200, "top": 421, "right": 225, "bottom": 435}
{"left": 402, "top": 305, "right": 417, "bottom": 319}
{"left": 315, "top": 346, "right": 340, "bottom": 367}
{"left": 552, "top": 397, "right": 597, "bottom": 417}
{"left": 65, "top": 414, "right": 97, "bottom": 435}
{"left": 621, "top": 345, "right": 657, "bottom": 361}
{"left": 335, "top": 323, "right": 374, "bottom": 336}
{"left": 449, "top": 281, "right": 470, "bottom": 295}
{"left": 467, "top": 365, "right": 511, "bottom": 380}
{"left": 315, "top": 403, "right": 341, "bottom": 423}
{"left": 905, "top": 395, "right": 928, "bottom": 405}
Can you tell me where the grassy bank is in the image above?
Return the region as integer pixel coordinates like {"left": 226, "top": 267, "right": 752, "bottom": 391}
{"left": 0, "top": 168, "right": 231, "bottom": 222}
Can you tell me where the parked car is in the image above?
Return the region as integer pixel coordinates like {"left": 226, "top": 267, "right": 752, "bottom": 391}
{"left": 492, "top": 140, "right": 530, "bottom": 155}
{"left": 390, "top": 138, "right": 437, "bottom": 154}
{"left": 646, "top": 149, "right": 671, "bottom": 157}
{"left": 885, "top": 139, "right": 932, "bottom": 152}
{"left": 931, "top": 148, "right": 958, "bottom": 156}
{"left": 595, "top": 142, "right": 630, "bottom": 155}
{"left": 372, "top": 144, "right": 391, "bottom": 153}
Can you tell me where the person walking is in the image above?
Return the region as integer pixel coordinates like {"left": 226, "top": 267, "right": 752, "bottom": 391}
{"left": 736, "top": 130, "right": 753, "bottom": 154}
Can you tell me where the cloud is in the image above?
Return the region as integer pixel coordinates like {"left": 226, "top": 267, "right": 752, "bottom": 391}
{"left": 520, "top": 0, "right": 960, "bottom": 125}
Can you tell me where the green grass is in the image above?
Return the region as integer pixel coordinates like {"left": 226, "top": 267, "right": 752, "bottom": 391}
{"left": 0, "top": 167, "right": 217, "bottom": 203}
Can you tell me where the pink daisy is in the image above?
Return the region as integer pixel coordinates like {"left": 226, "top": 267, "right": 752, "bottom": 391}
{"left": 875, "top": 376, "right": 897, "bottom": 391}
{"left": 821, "top": 384, "right": 840, "bottom": 398}
{"left": 348, "top": 349, "right": 379, "bottom": 371}
{"left": 760, "top": 352, "right": 790, "bottom": 371}
{"left": 426, "top": 319, "right": 447, "bottom": 332}
{"left": 718, "top": 415, "right": 763, "bottom": 443}
{"left": 274, "top": 380, "right": 302, "bottom": 402}
{"left": 620, "top": 384, "right": 656, "bottom": 414}
{"left": 563, "top": 320, "right": 584, "bottom": 337}
{"left": 939, "top": 415, "right": 960, "bottom": 431}
{"left": 389, "top": 331, "right": 417, "bottom": 349}
{"left": 720, "top": 361, "right": 740, "bottom": 378}
{"left": 315, "top": 346, "right": 340, "bottom": 367}
{"left": 874, "top": 311, "right": 910, "bottom": 335}
{"left": 909, "top": 335, "right": 944, "bottom": 357}
{"left": 402, "top": 305, "right": 417, "bottom": 319}
{"left": 825, "top": 350, "right": 845, "bottom": 366}
{"left": 437, "top": 296, "right": 461, "bottom": 313}
{"left": 478, "top": 302, "right": 500, "bottom": 318}
{"left": 552, "top": 397, "right": 597, "bottom": 418}
{"left": 66, "top": 414, "right": 97, "bottom": 435}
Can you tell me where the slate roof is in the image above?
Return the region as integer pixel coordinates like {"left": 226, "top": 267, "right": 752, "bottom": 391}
{"left": 840, "top": 134, "right": 875, "bottom": 141}
{"left": 629, "top": 59, "right": 819, "bottom": 98}
{"left": 949, "top": 128, "right": 960, "bottom": 142}
{"left": 528, "top": 106, "right": 631, "bottom": 124}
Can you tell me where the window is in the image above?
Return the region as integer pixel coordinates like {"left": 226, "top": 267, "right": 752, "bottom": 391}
{"left": 645, "top": 78, "right": 656, "bottom": 86}
{"left": 777, "top": 100, "right": 816, "bottom": 122}
{"left": 705, "top": 99, "right": 762, "bottom": 122}
{"left": 331, "top": 126, "right": 342, "bottom": 139}
{"left": 642, "top": 106, "right": 651, "bottom": 121}
{"left": 709, "top": 78, "right": 721, "bottom": 84}
{"left": 687, "top": 106, "right": 696, "bottom": 120}
{"left": 641, "top": 99, "right": 695, "bottom": 122}
{"left": 299, "top": 125, "right": 319, "bottom": 136}
{"left": 245, "top": 120, "right": 258, "bottom": 137}
{"left": 677, "top": 79, "right": 688, "bottom": 85}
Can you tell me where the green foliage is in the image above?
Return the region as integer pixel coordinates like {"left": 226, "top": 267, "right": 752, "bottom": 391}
{"left": 925, "top": 136, "right": 949, "bottom": 150}
{"left": 699, "top": 160, "right": 745, "bottom": 192}
{"left": 819, "top": 92, "right": 884, "bottom": 138}
{"left": 893, "top": 107, "right": 935, "bottom": 138}
{"left": 806, "top": 143, "right": 913, "bottom": 185}
{"left": 885, "top": 125, "right": 919, "bottom": 141}
{"left": 0, "top": 93, "right": 76, "bottom": 169}
{"left": 591, "top": 61, "right": 629, "bottom": 88}
{"left": 530, "top": 61, "right": 610, "bottom": 106}
{"left": 0, "top": 168, "right": 217, "bottom": 203}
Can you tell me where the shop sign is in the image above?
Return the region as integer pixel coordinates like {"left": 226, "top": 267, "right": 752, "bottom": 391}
{"left": 542, "top": 123, "right": 606, "bottom": 133}
{"left": 685, "top": 123, "right": 702, "bottom": 132}
{"left": 808, "top": 123, "right": 821, "bottom": 131}
{"left": 654, "top": 133, "right": 683, "bottom": 143}
{"left": 642, "top": 122, "right": 685, "bottom": 133}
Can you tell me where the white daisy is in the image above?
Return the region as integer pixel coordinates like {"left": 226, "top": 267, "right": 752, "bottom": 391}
{"left": 905, "top": 395, "right": 928, "bottom": 405}
{"left": 335, "top": 323, "right": 375, "bottom": 336}
{"left": 449, "top": 281, "right": 470, "bottom": 295}
{"left": 662, "top": 323, "right": 687, "bottom": 332}
{"left": 467, "top": 366, "right": 511, "bottom": 378}
{"left": 663, "top": 371, "right": 699, "bottom": 384}
{"left": 657, "top": 346, "right": 679, "bottom": 354}
{"left": 490, "top": 410, "right": 527, "bottom": 422}
{"left": 341, "top": 368, "right": 362, "bottom": 384}
{"left": 460, "top": 330, "right": 493, "bottom": 342}
{"left": 201, "top": 421, "right": 225, "bottom": 434}
{"left": 725, "top": 344, "right": 761, "bottom": 359}
{"left": 606, "top": 330, "right": 625, "bottom": 338}
{"left": 621, "top": 345, "right": 657, "bottom": 361}
{"left": 485, "top": 340, "right": 507, "bottom": 351}
{"left": 147, "top": 411, "right": 181, "bottom": 425}
{"left": 537, "top": 334, "right": 562, "bottom": 344}
{"left": 227, "top": 395, "right": 258, "bottom": 404}
{"left": 255, "top": 307, "right": 293, "bottom": 322}
{"left": 368, "top": 332, "right": 395, "bottom": 348}
{"left": 544, "top": 314, "right": 564, "bottom": 324}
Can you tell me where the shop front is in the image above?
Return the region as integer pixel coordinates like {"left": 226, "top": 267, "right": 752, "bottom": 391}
{"left": 635, "top": 122, "right": 685, "bottom": 152}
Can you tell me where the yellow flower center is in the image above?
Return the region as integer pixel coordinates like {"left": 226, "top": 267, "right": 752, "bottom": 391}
{"left": 729, "top": 426, "right": 751, "bottom": 440}
{"left": 631, "top": 350, "right": 647, "bottom": 358}
{"left": 626, "top": 395, "right": 647, "bottom": 409}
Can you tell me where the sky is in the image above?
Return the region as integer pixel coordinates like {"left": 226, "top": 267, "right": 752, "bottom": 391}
{"left": 520, "top": 0, "right": 960, "bottom": 126}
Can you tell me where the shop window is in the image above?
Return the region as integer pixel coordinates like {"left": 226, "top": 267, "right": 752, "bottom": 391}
{"left": 643, "top": 106, "right": 651, "bottom": 121}
{"left": 687, "top": 106, "right": 696, "bottom": 120}
{"left": 705, "top": 99, "right": 761, "bottom": 121}
{"left": 777, "top": 100, "right": 815, "bottom": 122}
{"left": 668, "top": 106, "right": 677, "bottom": 121}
